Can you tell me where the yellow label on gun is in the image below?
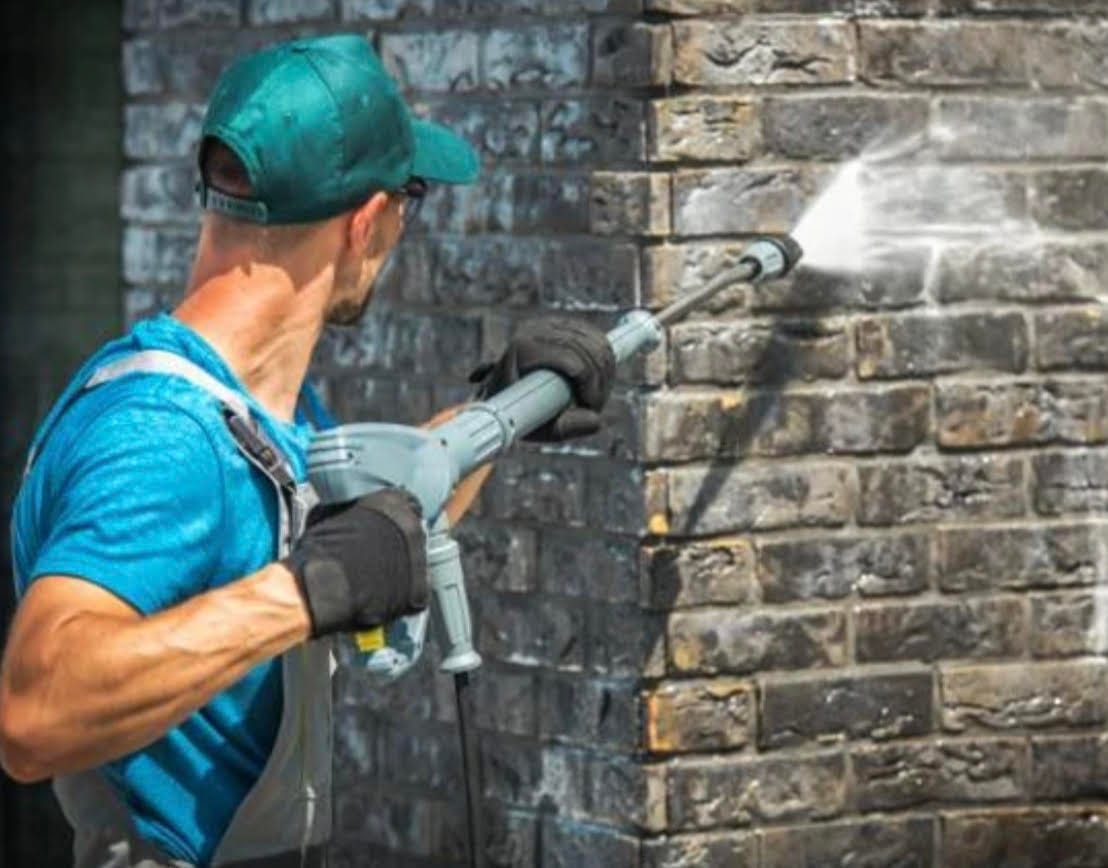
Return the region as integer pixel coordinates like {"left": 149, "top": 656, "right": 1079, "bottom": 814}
{"left": 355, "top": 626, "right": 386, "bottom": 653}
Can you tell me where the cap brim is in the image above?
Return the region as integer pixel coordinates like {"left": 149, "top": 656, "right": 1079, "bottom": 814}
{"left": 410, "top": 118, "right": 480, "bottom": 185}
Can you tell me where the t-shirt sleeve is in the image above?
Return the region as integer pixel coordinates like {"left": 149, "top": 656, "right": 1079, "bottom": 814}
{"left": 28, "top": 398, "right": 227, "bottom": 615}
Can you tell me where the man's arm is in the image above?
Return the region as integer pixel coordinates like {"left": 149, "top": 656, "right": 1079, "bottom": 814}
{"left": 0, "top": 564, "right": 309, "bottom": 783}
{"left": 0, "top": 402, "right": 492, "bottom": 783}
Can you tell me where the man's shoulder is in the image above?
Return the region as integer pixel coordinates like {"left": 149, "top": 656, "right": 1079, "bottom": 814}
{"left": 42, "top": 373, "right": 234, "bottom": 479}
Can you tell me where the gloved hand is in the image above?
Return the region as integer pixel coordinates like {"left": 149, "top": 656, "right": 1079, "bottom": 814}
{"left": 468, "top": 316, "right": 616, "bottom": 442}
{"left": 283, "top": 489, "right": 428, "bottom": 638}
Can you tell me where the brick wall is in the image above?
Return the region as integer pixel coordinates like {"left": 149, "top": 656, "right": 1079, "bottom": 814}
{"left": 122, "top": 1, "right": 1108, "bottom": 866}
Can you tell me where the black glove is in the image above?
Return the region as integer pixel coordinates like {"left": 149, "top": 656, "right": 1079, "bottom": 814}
{"left": 469, "top": 316, "right": 616, "bottom": 442}
{"left": 283, "top": 489, "right": 428, "bottom": 638}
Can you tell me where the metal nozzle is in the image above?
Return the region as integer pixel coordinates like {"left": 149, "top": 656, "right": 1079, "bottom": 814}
{"left": 737, "top": 234, "right": 804, "bottom": 281}
{"left": 654, "top": 233, "right": 805, "bottom": 327}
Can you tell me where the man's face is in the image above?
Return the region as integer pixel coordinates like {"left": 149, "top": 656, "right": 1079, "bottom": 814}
{"left": 326, "top": 193, "right": 407, "bottom": 326}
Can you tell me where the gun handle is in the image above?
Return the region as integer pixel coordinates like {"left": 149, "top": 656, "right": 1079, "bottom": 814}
{"left": 429, "top": 530, "right": 482, "bottom": 674}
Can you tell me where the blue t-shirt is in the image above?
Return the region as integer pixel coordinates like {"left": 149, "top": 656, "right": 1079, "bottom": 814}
{"left": 11, "top": 312, "right": 334, "bottom": 865}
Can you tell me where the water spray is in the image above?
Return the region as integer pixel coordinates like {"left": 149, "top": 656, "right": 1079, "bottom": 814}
{"left": 790, "top": 133, "right": 1043, "bottom": 280}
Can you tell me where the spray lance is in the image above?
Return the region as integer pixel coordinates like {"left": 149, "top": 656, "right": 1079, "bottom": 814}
{"left": 306, "top": 233, "right": 802, "bottom": 865}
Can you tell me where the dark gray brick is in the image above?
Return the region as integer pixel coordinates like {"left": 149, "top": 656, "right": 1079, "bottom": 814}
{"left": 855, "top": 597, "right": 1027, "bottom": 663}
{"left": 759, "top": 669, "right": 932, "bottom": 748}
{"left": 668, "top": 608, "right": 847, "bottom": 675}
{"left": 641, "top": 540, "right": 760, "bottom": 610}
{"left": 540, "top": 817, "right": 640, "bottom": 868}
{"left": 541, "top": 239, "right": 639, "bottom": 311}
{"left": 416, "top": 99, "right": 540, "bottom": 163}
{"left": 668, "top": 752, "right": 847, "bottom": 830}
{"left": 509, "top": 174, "right": 590, "bottom": 234}
{"left": 673, "top": 168, "right": 829, "bottom": 236}
{"left": 670, "top": 319, "right": 850, "bottom": 386}
{"left": 381, "top": 31, "right": 480, "bottom": 92}
{"left": 429, "top": 237, "right": 543, "bottom": 307}
{"left": 937, "top": 523, "right": 1108, "bottom": 592}
{"left": 764, "top": 95, "right": 928, "bottom": 160}
{"left": 540, "top": 98, "right": 644, "bottom": 165}
{"left": 643, "top": 832, "right": 757, "bottom": 868}
{"left": 943, "top": 808, "right": 1108, "bottom": 868}
{"left": 158, "top": 0, "right": 241, "bottom": 28}
{"left": 758, "top": 532, "right": 930, "bottom": 602}
{"left": 592, "top": 21, "right": 672, "bottom": 88}
{"left": 121, "top": 164, "right": 197, "bottom": 223}
{"left": 934, "top": 241, "right": 1108, "bottom": 304}
{"left": 941, "top": 660, "right": 1108, "bottom": 732}
{"left": 666, "top": 462, "right": 852, "bottom": 536}
{"left": 856, "top": 312, "right": 1028, "bottom": 380}
{"left": 1037, "top": 308, "right": 1108, "bottom": 372}
{"left": 857, "top": 455, "right": 1025, "bottom": 527}
{"left": 859, "top": 21, "right": 1029, "bottom": 86}
{"left": 475, "top": 591, "right": 585, "bottom": 669}
{"left": 1032, "top": 734, "right": 1108, "bottom": 801}
{"left": 673, "top": 20, "right": 855, "bottom": 86}
{"left": 649, "top": 97, "right": 760, "bottom": 163}
{"left": 852, "top": 738, "right": 1027, "bottom": 810}
{"left": 937, "top": 379, "right": 1108, "bottom": 449}
{"left": 1031, "top": 591, "right": 1108, "bottom": 658}
{"left": 341, "top": 0, "right": 434, "bottom": 20}
{"left": 538, "top": 530, "right": 639, "bottom": 603}
{"left": 455, "top": 519, "right": 537, "bottom": 594}
{"left": 644, "top": 385, "right": 929, "bottom": 461}
{"left": 484, "top": 25, "right": 589, "bottom": 91}
{"left": 1033, "top": 450, "right": 1108, "bottom": 516}
{"left": 247, "top": 0, "right": 334, "bottom": 24}
{"left": 1031, "top": 169, "right": 1108, "bottom": 231}
{"left": 936, "top": 96, "right": 1108, "bottom": 160}
{"left": 644, "top": 678, "right": 754, "bottom": 753}
{"left": 761, "top": 818, "right": 935, "bottom": 868}
{"left": 122, "top": 225, "right": 198, "bottom": 285}
{"left": 538, "top": 674, "right": 641, "bottom": 750}
{"left": 590, "top": 172, "right": 669, "bottom": 237}
{"left": 124, "top": 102, "right": 205, "bottom": 159}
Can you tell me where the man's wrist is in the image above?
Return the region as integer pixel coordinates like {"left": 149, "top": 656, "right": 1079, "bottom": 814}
{"left": 261, "top": 561, "right": 313, "bottom": 643}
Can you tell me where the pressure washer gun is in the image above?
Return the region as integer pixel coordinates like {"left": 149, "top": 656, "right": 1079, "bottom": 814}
{"left": 306, "top": 233, "right": 802, "bottom": 678}
{"left": 307, "top": 233, "right": 800, "bottom": 868}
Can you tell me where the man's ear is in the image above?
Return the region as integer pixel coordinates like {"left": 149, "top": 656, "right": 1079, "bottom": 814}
{"left": 347, "top": 191, "right": 392, "bottom": 254}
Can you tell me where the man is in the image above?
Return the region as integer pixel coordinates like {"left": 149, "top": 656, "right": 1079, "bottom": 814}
{"left": 0, "top": 35, "right": 614, "bottom": 868}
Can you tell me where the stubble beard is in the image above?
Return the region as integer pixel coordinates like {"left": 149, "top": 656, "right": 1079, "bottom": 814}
{"left": 325, "top": 277, "right": 375, "bottom": 326}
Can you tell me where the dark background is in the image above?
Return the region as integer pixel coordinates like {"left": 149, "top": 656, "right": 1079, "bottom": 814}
{"left": 1, "top": 0, "right": 122, "bottom": 864}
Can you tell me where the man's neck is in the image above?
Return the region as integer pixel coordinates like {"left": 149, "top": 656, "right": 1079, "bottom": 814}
{"left": 175, "top": 261, "right": 331, "bottom": 423}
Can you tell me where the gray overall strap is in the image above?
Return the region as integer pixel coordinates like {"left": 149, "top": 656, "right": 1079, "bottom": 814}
{"left": 86, "top": 349, "right": 313, "bottom": 555}
{"left": 84, "top": 350, "right": 252, "bottom": 420}
{"left": 47, "top": 349, "right": 331, "bottom": 868}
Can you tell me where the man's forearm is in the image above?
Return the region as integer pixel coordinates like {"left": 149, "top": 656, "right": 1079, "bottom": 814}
{"left": 0, "top": 563, "right": 309, "bottom": 782}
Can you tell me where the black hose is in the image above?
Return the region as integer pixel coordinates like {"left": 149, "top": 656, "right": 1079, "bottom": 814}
{"left": 454, "top": 671, "right": 485, "bottom": 868}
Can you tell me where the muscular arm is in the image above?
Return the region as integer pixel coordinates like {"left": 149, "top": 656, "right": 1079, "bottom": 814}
{"left": 0, "top": 565, "right": 309, "bottom": 783}
{"left": 0, "top": 402, "right": 490, "bottom": 784}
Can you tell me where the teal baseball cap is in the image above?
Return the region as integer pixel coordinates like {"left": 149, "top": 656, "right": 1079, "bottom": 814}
{"left": 198, "top": 34, "right": 479, "bottom": 224}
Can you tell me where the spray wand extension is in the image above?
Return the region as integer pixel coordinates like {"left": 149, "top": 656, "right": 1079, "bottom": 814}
{"left": 655, "top": 234, "right": 803, "bottom": 326}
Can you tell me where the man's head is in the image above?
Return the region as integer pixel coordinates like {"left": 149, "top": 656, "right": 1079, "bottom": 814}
{"left": 194, "top": 35, "right": 477, "bottom": 325}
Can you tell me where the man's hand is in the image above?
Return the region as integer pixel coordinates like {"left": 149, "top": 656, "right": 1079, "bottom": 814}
{"left": 282, "top": 489, "right": 428, "bottom": 637}
{"left": 468, "top": 316, "right": 616, "bottom": 442}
